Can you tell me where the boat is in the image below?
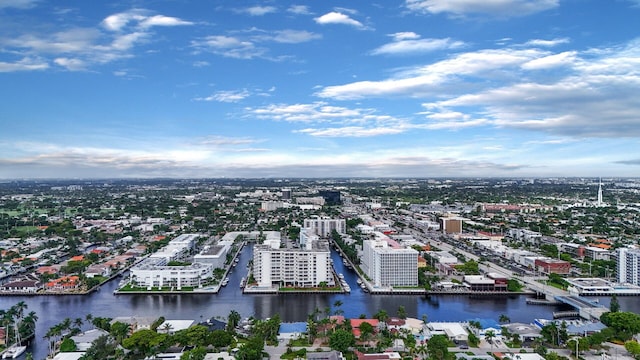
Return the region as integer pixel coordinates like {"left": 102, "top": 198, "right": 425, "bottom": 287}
{"left": 240, "top": 277, "right": 246, "bottom": 288}
{"left": 356, "top": 278, "right": 362, "bottom": 285}
{"left": 2, "top": 345, "right": 26, "bottom": 359}
{"left": 338, "top": 273, "right": 344, "bottom": 279}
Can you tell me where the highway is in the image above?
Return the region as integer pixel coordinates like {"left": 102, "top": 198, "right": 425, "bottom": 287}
{"left": 404, "top": 226, "right": 570, "bottom": 299}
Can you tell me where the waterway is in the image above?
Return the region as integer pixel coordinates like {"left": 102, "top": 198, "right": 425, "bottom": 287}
{"left": 1, "top": 245, "right": 634, "bottom": 360}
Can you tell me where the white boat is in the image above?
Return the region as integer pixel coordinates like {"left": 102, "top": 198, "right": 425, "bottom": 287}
{"left": 2, "top": 345, "right": 26, "bottom": 359}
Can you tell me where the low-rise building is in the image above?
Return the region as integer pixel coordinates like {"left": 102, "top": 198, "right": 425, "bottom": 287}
{"left": 130, "top": 259, "right": 214, "bottom": 289}
{"left": 534, "top": 258, "right": 571, "bottom": 275}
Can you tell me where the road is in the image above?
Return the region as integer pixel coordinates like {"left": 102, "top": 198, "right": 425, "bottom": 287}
{"left": 405, "top": 227, "right": 569, "bottom": 298}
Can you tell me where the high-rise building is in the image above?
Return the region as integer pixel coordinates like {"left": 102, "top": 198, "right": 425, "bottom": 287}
{"left": 282, "top": 188, "right": 292, "bottom": 201}
{"left": 304, "top": 217, "right": 346, "bottom": 237}
{"left": 617, "top": 247, "right": 640, "bottom": 285}
{"left": 440, "top": 217, "right": 463, "bottom": 234}
{"left": 361, "top": 239, "right": 418, "bottom": 287}
{"left": 252, "top": 238, "right": 332, "bottom": 288}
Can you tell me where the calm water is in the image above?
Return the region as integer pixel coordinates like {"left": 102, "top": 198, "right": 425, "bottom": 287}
{"left": 2, "top": 245, "right": 631, "bottom": 360}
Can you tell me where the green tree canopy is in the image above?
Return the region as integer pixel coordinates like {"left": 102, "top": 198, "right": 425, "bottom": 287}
{"left": 329, "top": 329, "right": 355, "bottom": 353}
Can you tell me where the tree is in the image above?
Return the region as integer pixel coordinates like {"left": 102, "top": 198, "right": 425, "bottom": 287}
{"left": 427, "top": 334, "right": 449, "bottom": 360}
{"left": 468, "top": 332, "right": 479, "bottom": 347}
{"left": 359, "top": 321, "right": 375, "bottom": 341}
{"left": 567, "top": 337, "right": 590, "bottom": 357}
{"left": 329, "top": 329, "right": 355, "bottom": 353}
{"left": 397, "top": 305, "right": 407, "bottom": 320}
{"left": 80, "top": 335, "right": 119, "bottom": 360}
{"left": 601, "top": 312, "right": 640, "bottom": 341}
{"left": 625, "top": 341, "right": 640, "bottom": 360}
{"left": 181, "top": 346, "right": 208, "bottom": 360}
{"left": 109, "top": 321, "right": 131, "bottom": 344}
{"left": 227, "top": 310, "right": 241, "bottom": 332}
{"left": 610, "top": 294, "right": 621, "bottom": 313}
{"left": 122, "top": 329, "right": 168, "bottom": 356}
{"left": 485, "top": 330, "right": 496, "bottom": 349}
{"left": 209, "top": 329, "right": 233, "bottom": 348}
{"left": 499, "top": 314, "right": 511, "bottom": 324}
{"left": 59, "top": 338, "right": 77, "bottom": 352}
{"left": 374, "top": 309, "right": 389, "bottom": 323}
{"left": 236, "top": 335, "right": 264, "bottom": 360}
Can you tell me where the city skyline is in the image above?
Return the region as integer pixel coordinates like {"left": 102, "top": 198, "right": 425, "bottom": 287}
{"left": 1, "top": 0, "right": 639, "bottom": 179}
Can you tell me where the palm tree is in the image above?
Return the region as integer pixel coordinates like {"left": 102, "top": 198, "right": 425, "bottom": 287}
{"left": 485, "top": 330, "right": 496, "bottom": 350}
{"left": 74, "top": 317, "right": 84, "bottom": 331}
{"left": 227, "top": 310, "right": 241, "bottom": 332}
{"left": 498, "top": 314, "right": 511, "bottom": 324}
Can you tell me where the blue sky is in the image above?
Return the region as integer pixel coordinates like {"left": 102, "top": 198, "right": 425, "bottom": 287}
{"left": 1, "top": 0, "right": 639, "bottom": 179}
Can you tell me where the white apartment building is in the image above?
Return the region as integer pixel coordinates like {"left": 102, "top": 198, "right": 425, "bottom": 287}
{"left": 193, "top": 240, "right": 232, "bottom": 269}
{"left": 253, "top": 240, "right": 332, "bottom": 288}
{"left": 361, "top": 238, "right": 418, "bottom": 288}
{"left": 130, "top": 259, "right": 214, "bottom": 289}
{"left": 617, "top": 247, "right": 640, "bottom": 285}
{"left": 303, "top": 217, "right": 346, "bottom": 237}
{"left": 150, "top": 233, "right": 199, "bottom": 262}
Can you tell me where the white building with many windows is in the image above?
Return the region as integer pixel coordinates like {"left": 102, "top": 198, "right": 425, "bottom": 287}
{"left": 303, "top": 217, "right": 346, "bottom": 237}
{"left": 253, "top": 237, "right": 333, "bottom": 288}
{"left": 617, "top": 247, "right": 640, "bottom": 285}
{"left": 361, "top": 236, "right": 418, "bottom": 288}
{"left": 130, "top": 259, "right": 214, "bottom": 290}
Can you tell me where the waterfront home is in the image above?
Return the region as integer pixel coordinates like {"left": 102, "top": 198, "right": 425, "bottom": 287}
{"left": 45, "top": 275, "right": 80, "bottom": 291}
{"left": 157, "top": 320, "right": 195, "bottom": 334}
{"left": 70, "top": 329, "right": 109, "bottom": 351}
{"left": 110, "top": 316, "right": 157, "bottom": 333}
{"left": 0, "top": 277, "right": 41, "bottom": 293}
{"left": 52, "top": 353, "right": 86, "bottom": 360}
{"left": 278, "top": 322, "right": 308, "bottom": 340}
{"left": 85, "top": 264, "right": 111, "bottom": 278}
{"left": 350, "top": 319, "right": 380, "bottom": 339}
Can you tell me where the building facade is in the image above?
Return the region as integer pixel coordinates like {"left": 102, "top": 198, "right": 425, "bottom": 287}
{"left": 130, "top": 259, "right": 214, "bottom": 289}
{"left": 361, "top": 239, "right": 418, "bottom": 287}
{"left": 304, "top": 217, "right": 346, "bottom": 237}
{"left": 618, "top": 247, "right": 640, "bottom": 285}
{"left": 252, "top": 241, "right": 333, "bottom": 288}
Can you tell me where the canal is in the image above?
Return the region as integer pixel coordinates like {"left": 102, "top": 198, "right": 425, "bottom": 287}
{"left": 1, "top": 244, "right": 629, "bottom": 360}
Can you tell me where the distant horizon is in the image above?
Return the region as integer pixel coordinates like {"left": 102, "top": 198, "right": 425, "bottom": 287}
{"left": 2, "top": 1, "right": 639, "bottom": 179}
{"left": 1, "top": 176, "right": 636, "bottom": 182}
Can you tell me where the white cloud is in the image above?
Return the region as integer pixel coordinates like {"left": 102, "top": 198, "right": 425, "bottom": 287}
{"left": 0, "top": 57, "right": 48, "bottom": 72}
{"left": 195, "top": 89, "right": 251, "bottom": 103}
{"left": 521, "top": 51, "right": 577, "bottom": 70}
{"left": 268, "top": 30, "right": 322, "bottom": 43}
{"left": 296, "top": 126, "right": 405, "bottom": 137}
{"left": 405, "top": 0, "right": 559, "bottom": 17}
{"left": 525, "top": 38, "right": 570, "bottom": 47}
{"left": 192, "top": 35, "right": 264, "bottom": 59}
{"left": 200, "top": 136, "right": 260, "bottom": 146}
{"left": 371, "top": 36, "right": 465, "bottom": 55}
{"left": 391, "top": 32, "right": 421, "bottom": 41}
{"left": 314, "top": 12, "right": 365, "bottom": 29}
{"left": 0, "top": 0, "right": 38, "bottom": 9}
{"left": 0, "top": 9, "right": 192, "bottom": 72}
{"left": 287, "top": 5, "right": 311, "bottom": 15}
{"left": 193, "top": 61, "right": 210, "bottom": 67}
{"left": 139, "top": 15, "right": 193, "bottom": 28}
{"left": 317, "top": 48, "right": 545, "bottom": 99}
{"left": 240, "top": 6, "right": 277, "bottom": 16}
{"left": 54, "top": 57, "right": 86, "bottom": 71}
{"left": 193, "top": 29, "right": 320, "bottom": 59}
{"left": 102, "top": 11, "right": 146, "bottom": 31}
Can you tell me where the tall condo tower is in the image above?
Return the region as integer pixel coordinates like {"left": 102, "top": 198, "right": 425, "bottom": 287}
{"left": 597, "top": 178, "right": 603, "bottom": 207}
